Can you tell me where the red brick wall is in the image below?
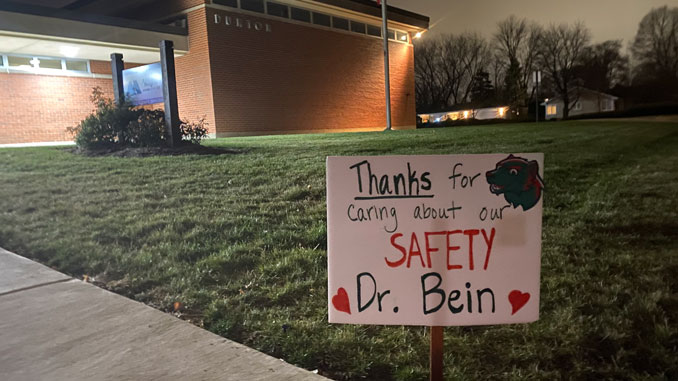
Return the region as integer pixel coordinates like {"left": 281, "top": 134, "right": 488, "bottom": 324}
{"left": 0, "top": 73, "right": 110, "bottom": 144}
{"left": 0, "top": 61, "right": 144, "bottom": 144}
{"left": 174, "top": 7, "right": 217, "bottom": 135}
{"left": 204, "top": 8, "right": 416, "bottom": 136}
{"left": 0, "top": 4, "right": 418, "bottom": 143}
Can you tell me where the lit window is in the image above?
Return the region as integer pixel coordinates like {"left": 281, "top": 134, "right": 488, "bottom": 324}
{"left": 266, "top": 2, "right": 288, "bottom": 18}
{"left": 547, "top": 105, "right": 557, "bottom": 115}
{"left": 291, "top": 7, "right": 310, "bottom": 23}
{"left": 37, "top": 58, "right": 63, "bottom": 70}
{"left": 65, "top": 60, "right": 88, "bottom": 72}
{"left": 367, "top": 25, "right": 381, "bottom": 37}
{"left": 332, "top": 17, "right": 349, "bottom": 30}
{"left": 3, "top": 54, "right": 90, "bottom": 74}
{"left": 7, "top": 56, "right": 32, "bottom": 68}
{"left": 241, "top": 0, "right": 264, "bottom": 13}
{"left": 312, "top": 12, "right": 331, "bottom": 27}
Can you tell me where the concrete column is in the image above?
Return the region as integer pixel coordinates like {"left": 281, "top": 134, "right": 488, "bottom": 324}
{"left": 159, "top": 40, "right": 181, "bottom": 147}
{"left": 110, "top": 53, "right": 124, "bottom": 105}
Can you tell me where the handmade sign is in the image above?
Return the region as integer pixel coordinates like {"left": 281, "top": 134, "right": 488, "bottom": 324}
{"left": 326, "top": 154, "right": 544, "bottom": 326}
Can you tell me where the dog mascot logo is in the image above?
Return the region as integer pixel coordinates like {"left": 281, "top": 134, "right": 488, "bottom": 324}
{"left": 486, "top": 155, "right": 544, "bottom": 211}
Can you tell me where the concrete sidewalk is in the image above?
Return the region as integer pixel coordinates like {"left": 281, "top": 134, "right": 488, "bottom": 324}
{"left": 0, "top": 247, "right": 327, "bottom": 381}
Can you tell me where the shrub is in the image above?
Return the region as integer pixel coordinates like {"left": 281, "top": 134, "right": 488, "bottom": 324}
{"left": 180, "top": 117, "right": 209, "bottom": 145}
{"left": 126, "top": 109, "right": 167, "bottom": 147}
{"left": 68, "top": 88, "right": 139, "bottom": 149}
{"left": 68, "top": 87, "right": 208, "bottom": 149}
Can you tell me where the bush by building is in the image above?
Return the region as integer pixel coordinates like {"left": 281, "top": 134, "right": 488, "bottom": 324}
{"left": 68, "top": 87, "right": 207, "bottom": 150}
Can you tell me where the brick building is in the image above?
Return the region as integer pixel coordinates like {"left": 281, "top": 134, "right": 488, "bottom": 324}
{"left": 0, "top": 0, "right": 428, "bottom": 144}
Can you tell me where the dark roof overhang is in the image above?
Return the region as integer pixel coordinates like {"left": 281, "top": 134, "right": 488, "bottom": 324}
{"left": 313, "top": 0, "right": 429, "bottom": 29}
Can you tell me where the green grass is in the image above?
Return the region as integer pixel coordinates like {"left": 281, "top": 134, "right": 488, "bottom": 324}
{"left": 1, "top": 121, "right": 677, "bottom": 380}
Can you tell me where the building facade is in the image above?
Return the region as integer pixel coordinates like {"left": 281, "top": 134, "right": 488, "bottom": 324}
{"left": 544, "top": 88, "right": 618, "bottom": 120}
{"left": 0, "top": 0, "right": 428, "bottom": 144}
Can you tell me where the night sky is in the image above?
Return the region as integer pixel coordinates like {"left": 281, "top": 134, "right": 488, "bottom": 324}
{"left": 390, "top": 0, "right": 678, "bottom": 47}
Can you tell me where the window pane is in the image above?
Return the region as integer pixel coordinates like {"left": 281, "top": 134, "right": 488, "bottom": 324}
{"left": 241, "top": 0, "right": 264, "bottom": 13}
{"left": 38, "top": 58, "right": 62, "bottom": 69}
{"left": 165, "top": 18, "right": 186, "bottom": 28}
{"left": 312, "top": 12, "right": 330, "bottom": 27}
{"left": 332, "top": 17, "right": 349, "bottom": 30}
{"left": 7, "top": 56, "right": 32, "bottom": 67}
{"left": 387, "top": 29, "right": 395, "bottom": 40}
{"left": 213, "top": 0, "right": 237, "bottom": 7}
{"left": 266, "top": 2, "right": 288, "bottom": 18}
{"left": 396, "top": 31, "right": 408, "bottom": 42}
{"left": 290, "top": 7, "right": 310, "bottom": 22}
{"left": 350, "top": 21, "right": 366, "bottom": 34}
{"left": 65, "top": 60, "right": 88, "bottom": 72}
{"left": 367, "top": 24, "right": 381, "bottom": 37}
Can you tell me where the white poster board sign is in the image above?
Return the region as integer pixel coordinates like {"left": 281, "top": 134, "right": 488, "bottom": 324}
{"left": 122, "top": 63, "right": 164, "bottom": 106}
{"left": 326, "top": 154, "right": 544, "bottom": 326}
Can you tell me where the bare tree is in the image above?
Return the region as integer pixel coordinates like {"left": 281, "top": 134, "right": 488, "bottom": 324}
{"left": 538, "top": 22, "right": 591, "bottom": 119}
{"left": 414, "top": 33, "right": 491, "bottom": 112}
{"left": 631, "top": 6, "right": 678, "bottom": 82}
{"left": 575, "top": 40, "right": 629, "bottom": 91}
{"left": 414, "top": 38, "right": 447, "bottom": 112}
{"left": 447, "top": 33, "right": 492, "bottom": 105}
{"left": 489, "top": 53, "right": 505, "bottom": 99}
{"left": 493, "top": 16, "right": 542, "bottom": 105}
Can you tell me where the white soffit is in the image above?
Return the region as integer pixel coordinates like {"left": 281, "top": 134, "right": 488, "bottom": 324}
{"left": 0, "top": 10, "right": 188, "bottom": 63}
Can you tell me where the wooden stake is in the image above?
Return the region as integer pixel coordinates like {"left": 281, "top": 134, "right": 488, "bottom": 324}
{"left": 430, "top": 326, "right": 443, "bottom": 381}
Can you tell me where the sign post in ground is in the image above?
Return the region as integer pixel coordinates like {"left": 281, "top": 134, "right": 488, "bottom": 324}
{"left": 159, "top": 40, "right": 181, "bottom": 147}
{"left": 111, "top": 40, "right": 181, "bottom": 147}
{"left": 110, "top": 53, "right": 125, "bottom": 105}
{"left": 430, "top": 326, "right": 443, "bottom": 381}
{"left": 326, "top": 154, "right": 545, "bottom": 379}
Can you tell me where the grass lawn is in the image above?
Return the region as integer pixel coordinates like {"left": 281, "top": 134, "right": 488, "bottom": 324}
{"left": 1, "top": 120, "right": 677, "bottom": 380}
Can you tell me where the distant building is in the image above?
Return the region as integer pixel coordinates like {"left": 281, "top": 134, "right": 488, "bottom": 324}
{"left": 544, "top": 88, "right": 618, "bottom": 120}
{"left": 0, "top": 0, "right": 428, "bottom": 145}
{"left": 418, "top": 106, "right": 509, "bottom": 124}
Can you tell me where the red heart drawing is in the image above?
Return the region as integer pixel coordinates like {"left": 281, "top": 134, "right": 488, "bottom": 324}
{"left": 508, "top": 290, "right": 530, "bottom": 315}
{"left": 332, "top": 287, "right": 351, "bottom": 314}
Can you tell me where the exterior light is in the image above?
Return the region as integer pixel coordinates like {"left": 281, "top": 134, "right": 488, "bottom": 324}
{"left": 30, "top": 58, "right": 40, "bottom": 68}
{"left": 60, "top": 46, "right": 79, "bottom": 58}
{"left": 400, "top": 35, "right": 407, "bottom": 41}
{"left": 463, "top": 111, "right": 469, "bottom": 119}
{"left": 414, "top": 32, "right": 422, "bottom": 39}
{"left": 498, "top": 107, "right": 505, "bottom": 116}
